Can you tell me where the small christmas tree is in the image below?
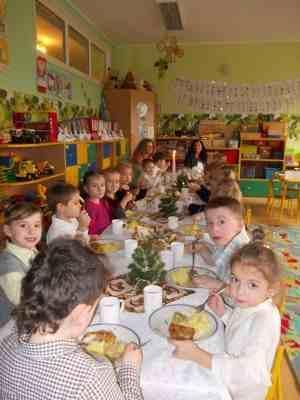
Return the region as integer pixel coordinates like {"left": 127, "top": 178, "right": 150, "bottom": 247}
{"left": 158, "top": 192, "right": 178, "bottom": 217}
{"left": 128, "top": 240, "right": 166, "bottom": 290}
{"left": 176, "top": 173, "right": 189, "bottom": 192}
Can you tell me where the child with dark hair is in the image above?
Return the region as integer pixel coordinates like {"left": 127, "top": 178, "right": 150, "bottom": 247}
{"left": 191, "top": 197, "right": 249, "bottom": 289}
{"left": 82, "top": 171, "right": 111, "bottom": 239}
{"left": 46, "top": 182, "right": 90, "bottom": 244}
{"left": 0, "top": 238, "right": 143, "bottom": 400}
{"left": 0, "top": 202, "right": 42, "bottom": 306}
{"left": 152, "top": 151, "right": 170, "bottom": 174}
{"left": 172, "top": 241, "right": 282, "bottom": 400}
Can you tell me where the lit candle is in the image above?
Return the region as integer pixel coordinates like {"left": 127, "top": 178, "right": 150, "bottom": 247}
{"left": 172, "top": 150, "right": 176, "bottom": 174}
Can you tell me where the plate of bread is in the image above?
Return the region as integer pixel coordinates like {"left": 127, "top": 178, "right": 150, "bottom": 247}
{"left": 81, "top": 323, "right": 140, "bottom": 361}
{"left": 166, "top": 266, "right": 217, "bottom": 290}
{"left": 149, "top": 304, "right": 217, "bottom": 341}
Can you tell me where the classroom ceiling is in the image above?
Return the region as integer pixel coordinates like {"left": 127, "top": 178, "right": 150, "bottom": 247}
{"left": 71, "top": 0, "right": 300, "bottom": 44}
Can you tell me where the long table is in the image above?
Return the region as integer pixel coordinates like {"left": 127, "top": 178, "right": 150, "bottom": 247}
{"left": 98, "top": 222, "right": 231, "bottom": 400}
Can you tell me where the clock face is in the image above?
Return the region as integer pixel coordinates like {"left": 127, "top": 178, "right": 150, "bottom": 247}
{"left": 136, "top": 102, "right": 148, "bottom": 118}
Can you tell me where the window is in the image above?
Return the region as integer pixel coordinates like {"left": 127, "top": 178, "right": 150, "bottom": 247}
{"left": 91, "top": 43, "right": 106, "bottom": 81}
{"left": 68, "top": 26, "right": 89, "bottom": 75}
{"left": 36, "top": 1, "right": 65, "bottom": 62}
{"left": 35, "top": 1, "right": 108, "bottom": 80}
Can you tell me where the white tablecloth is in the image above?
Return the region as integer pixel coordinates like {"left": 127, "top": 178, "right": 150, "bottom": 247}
{"left": 97, "top": 221, "right": 231, "bottom": 400}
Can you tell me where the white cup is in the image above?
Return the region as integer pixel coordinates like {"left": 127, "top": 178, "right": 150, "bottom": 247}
{"left": 160, "top": 249, "right": 174, "bottom": 270}
{"left": 168, "top": 216, "right": 179, "bottom": 230}
{"left": 171, "top": 241, "right": 184, "bottom": 266}
{"left": 144, "top": 284, "right": 163, "bottom": 316}
{"left": 112, "top": 219, "right": 123, "bottom": 235}
{"left": 99, "top": 296, "right": 125, "bottom": 324}
{"left": 124, "top": 239, "right": 138, "bottom": 258}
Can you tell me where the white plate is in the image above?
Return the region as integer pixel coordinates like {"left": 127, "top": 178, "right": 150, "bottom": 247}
{"left": 165, "top": 266, "right": 218, "bottom": 290}
{"left": 84, "top": 322, "right": 140, "bottom": 345}
{"left": 149, "top": 304, "right": 217, "bottom": 341}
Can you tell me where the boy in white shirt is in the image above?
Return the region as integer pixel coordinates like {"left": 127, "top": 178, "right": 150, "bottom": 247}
{"left": 191, "top": 197, "right": 249, "bottom": 289}
{"left": 46, "top": 183, "right": 90, "bottom": 244}
{"left": 0, "top": 202, "right": 42, "bottom": 307}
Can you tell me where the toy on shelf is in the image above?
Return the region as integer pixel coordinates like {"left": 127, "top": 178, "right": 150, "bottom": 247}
{"left": 121, "top": 71, "right": 137, "bottom": 89}
{"left": 0, "top": 129, "right": 11, "bottom": 144}
{"left": 15, "top": 160, "right": 39, "bottom": 181}
{"left": 36, "top": 161, "right": 55, "bottom": 176}
{"left": 57, "top": 118, "right": 124, "bottom": 143}
{"left": 10, "top": 128, "right": 47, "bottom": 144}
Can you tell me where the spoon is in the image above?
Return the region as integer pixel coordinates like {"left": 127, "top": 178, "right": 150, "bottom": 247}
{"left": 195, "top": 284, "right": 228, "bottom": 312}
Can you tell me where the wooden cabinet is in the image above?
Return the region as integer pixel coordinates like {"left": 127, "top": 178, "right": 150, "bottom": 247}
{"left": 0, "top": 138, "right": 128, "bottom": 196}
{"left": 105, "top": 89, "right": 156, "bottom": 155}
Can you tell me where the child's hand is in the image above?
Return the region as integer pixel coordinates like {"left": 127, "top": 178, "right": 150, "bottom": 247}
{"left": 122, "top": 342, "right": 143, "bottom": 369}
{"left": 170, "top": 339, "right": 199, "bottom": 362}
{"left": 78, "top": 210, "right": 90, "bottom": 230}
{"left": 207, "top": 294, "right": 225, "bottom": 317}
{"left": 192, "top": 276, "right": 222, "bottom": 290}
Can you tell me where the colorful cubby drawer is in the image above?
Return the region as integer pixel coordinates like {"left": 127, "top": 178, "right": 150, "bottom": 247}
{"left": 65, "top": 144, "right": 77, "bottom": 166}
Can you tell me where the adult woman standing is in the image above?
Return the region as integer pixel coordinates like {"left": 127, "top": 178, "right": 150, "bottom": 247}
{"left": 131, "top": 139, "right": 155, "bottom": 185}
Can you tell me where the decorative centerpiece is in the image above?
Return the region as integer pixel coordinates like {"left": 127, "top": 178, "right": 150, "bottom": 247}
{"left": 127, "top": 240, "right": 166, "bottom": 290}
{"left": 176, "top": 173, "right": 189, "bottom": 192}
{"left": 158, "top": 191, "right": 178, "bottom": 217}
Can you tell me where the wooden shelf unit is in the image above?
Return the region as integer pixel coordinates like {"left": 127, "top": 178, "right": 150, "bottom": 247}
{"left": 239, "top": 123, "right": 287, "bottom": 197}
{"left": 0, "top": 138, "right": 128, "bottom": 196}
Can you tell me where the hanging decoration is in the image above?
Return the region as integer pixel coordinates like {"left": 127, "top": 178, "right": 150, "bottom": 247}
{"left": 154, "top": 34, "right": 184, "bottom": 79}
{"left": 174, "top": 77, "right": 300, "bottom": 114}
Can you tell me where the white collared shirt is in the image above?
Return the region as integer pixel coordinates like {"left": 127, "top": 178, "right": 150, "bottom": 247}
{"left": 46, "top": 215, "right": 88, "bottom": 244}
{"left": 212, "top": 299, "right": 281, "bottom": 400}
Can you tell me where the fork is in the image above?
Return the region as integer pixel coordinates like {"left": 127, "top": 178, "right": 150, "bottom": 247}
{"left": 195, "top": 284, "right": 228, "bottom": 312}
{"left": 190, "top": 240, "right": 197, "bottom": 277}
{"left": 139, "top": 339, "right": 151, "bottom": 348}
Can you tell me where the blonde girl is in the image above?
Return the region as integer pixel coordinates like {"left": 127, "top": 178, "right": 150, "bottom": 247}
{"left": 171, "top": 241, "right": 282, "bottom": 400}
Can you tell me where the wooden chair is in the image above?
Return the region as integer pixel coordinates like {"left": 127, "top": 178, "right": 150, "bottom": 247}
{"left": 265, "top": 343, "right": 285, "bottom": 400}
{"left": 266, "top": 173, "right": 299, "bottom": 218}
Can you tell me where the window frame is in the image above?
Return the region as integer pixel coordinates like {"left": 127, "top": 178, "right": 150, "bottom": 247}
{"left": 35, "top": 0, "right": 110, "bottom": 84}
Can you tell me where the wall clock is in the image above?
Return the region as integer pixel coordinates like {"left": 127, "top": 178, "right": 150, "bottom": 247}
{"left": 136, "top": 102, "right": 148, "bottom": 118}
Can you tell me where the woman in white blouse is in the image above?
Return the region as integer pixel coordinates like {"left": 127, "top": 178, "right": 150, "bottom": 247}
{"left": 171, "top": 241, "right": 281, "bottom": 400}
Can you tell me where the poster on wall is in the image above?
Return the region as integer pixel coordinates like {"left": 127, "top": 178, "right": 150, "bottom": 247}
{"left": 36, "top": 56, "right": 72, "bottom": 100}
{"left": 36, "top": 56, "right": 48, "bottom": 93}
{"left": 47, "top": 67, "right": 72, "bottom": 100}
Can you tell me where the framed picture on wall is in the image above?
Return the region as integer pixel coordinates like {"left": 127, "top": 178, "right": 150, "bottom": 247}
{"left": 0, "top": 0, "right": 8, "bottom": 68}
{"left": 0, "top": 0, "right": 6, "bottom": 34}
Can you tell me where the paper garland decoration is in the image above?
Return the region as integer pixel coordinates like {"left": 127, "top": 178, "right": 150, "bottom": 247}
{"left": 174, "top": 78, "right": 300, "bottom": 114}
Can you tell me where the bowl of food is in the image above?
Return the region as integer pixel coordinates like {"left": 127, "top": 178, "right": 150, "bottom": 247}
{"left": 179, "top": 224, "right": 203, "bottom": 238}
{"left": 81, "top": 323, "right": 140, "bottom": 361}
{"left": 166, "top": 266, "right": 217, "bottom": 290}
{"left": 149, "top": 304, "right": 217, "bottom": 341}
{"left": 90, "top": 240, "right": 123, "bottom": 254}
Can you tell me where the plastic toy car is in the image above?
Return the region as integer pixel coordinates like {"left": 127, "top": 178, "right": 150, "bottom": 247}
{"left": 15, "top": 160, "right": 39, "bottom": 181}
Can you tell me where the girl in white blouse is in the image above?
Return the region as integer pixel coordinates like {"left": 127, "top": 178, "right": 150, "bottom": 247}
{"left": 171, "top": 241, "right": 282, "bottom": 400}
